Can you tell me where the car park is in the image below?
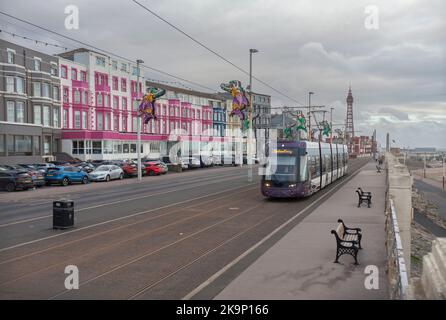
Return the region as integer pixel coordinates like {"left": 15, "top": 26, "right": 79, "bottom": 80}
{"left": 89, "top": 165, "right": 124, "bottom": 182}
{"left": 45, "top": 166, "right": 90, "bottom": 186}
{"left": 0, "top": 170, "right": 34, "bottom": 192}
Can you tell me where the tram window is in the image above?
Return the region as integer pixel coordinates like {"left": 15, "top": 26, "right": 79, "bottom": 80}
{"left": 300, "top": 155, "right": 308, "bottom": 181}
{"left": 308, "top": 156, "right": 316, "bottom": 178}
{"left": 315, "top": 155, "right": 320, "bottom": 177}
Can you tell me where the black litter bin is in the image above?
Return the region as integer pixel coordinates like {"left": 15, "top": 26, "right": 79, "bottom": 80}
{"left": 53, "top": 200, "right": 74, "bottom": 229}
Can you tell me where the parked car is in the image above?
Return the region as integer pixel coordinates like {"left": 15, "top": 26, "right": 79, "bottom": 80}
{"left": 89, "top": 165, "right": 124, "bottom": 182}
{"left": 143, "top": 158, "right": 168, "bottom": 172}
{"left": 181, "top": 156, "right": 201, "bottom": 169}
{"left": 31, "top": 163, "right": 56, "bottom": 173}
{"left": 45, "top": 166, "right": 90, "bottom": 186}
{"left": 110, "top": 160, "right": 138, "bottom": 178}
{"left": 142, "top": 161, "right": 166, "bottom": 176}
{"left": 0, "top": 170, "right": 34, "bottom": 192}
{"left": 75, "top": 162, "right": 95, "bottom": 173}
{"left": 2, "top": 164, "right": 44, "bottom": 187}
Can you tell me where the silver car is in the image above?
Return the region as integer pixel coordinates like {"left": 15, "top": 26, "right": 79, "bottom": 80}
{"left": 89, "top": 165, "right": 124, "bottom": 182}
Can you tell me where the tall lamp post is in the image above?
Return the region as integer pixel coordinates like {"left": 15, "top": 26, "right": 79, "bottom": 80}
{"left": 136, "top": 59, "right": 144, "bottom": 181}
{"left": 248, "top": 49, "right": 258, "bottom": 165}
{"left": 308, "top": 91, "right": 314, "bottom": 141}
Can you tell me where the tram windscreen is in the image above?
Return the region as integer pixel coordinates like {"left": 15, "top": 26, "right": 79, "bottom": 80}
{"left": 265, "top": 154, "right": 298, "bottom": 183}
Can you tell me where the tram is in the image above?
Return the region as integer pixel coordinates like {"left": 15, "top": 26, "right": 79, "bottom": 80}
{"left": 261, "top": 140, "right": 348, "bottom": 198}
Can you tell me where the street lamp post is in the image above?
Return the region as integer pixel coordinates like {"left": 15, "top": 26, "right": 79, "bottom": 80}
{"left": 330, "top": 107, "right": 334, "bottom": 142}
{"left": 136, "top": 59, "right": 144, "bottom": 181}
{"left": 248, "top": 49, "right": 258, "bottom": 167}
{"left": 442, "top": 154, "right": 445, "bottom": 190}
{"left": 308, "top": 92, "right": 314, "bottom": 141}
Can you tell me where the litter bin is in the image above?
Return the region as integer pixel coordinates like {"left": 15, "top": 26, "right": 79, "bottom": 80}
{"left": 53, "top": 200, "right": 74, "bottom": 229}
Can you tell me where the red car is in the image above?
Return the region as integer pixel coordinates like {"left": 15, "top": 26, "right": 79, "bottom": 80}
{"left": 110, "top": 161, "right": 138, "bottom": 178}
{"left": 143, "top": 161, "right": 166, "bottom": 176}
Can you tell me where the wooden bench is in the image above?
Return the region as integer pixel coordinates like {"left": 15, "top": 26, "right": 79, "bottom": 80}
{"left": 356, "top": 188, "right": 372, "bottom": 208}
{"left": 331, "top": 219, "right": 362, "bottom": 265}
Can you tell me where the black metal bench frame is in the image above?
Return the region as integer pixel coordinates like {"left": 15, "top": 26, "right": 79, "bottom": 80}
{"left": 376, "top": 165, "right": 382, "bottom": 173}
{"left": 356, "top": 188, "right": 371, "bottom": 208}
{"left": 331, "top": 219, "right": 362, "bottom": 265}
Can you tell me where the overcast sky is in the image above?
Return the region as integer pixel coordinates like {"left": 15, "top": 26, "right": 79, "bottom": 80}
{"left": 1, "top": 0, "right": 445, "bottom": 149}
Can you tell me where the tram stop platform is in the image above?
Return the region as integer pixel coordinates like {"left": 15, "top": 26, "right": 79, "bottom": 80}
{"left": 216, "top": 160, "right": 389, "bottom": 299}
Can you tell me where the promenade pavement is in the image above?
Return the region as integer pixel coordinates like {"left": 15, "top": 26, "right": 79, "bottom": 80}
{"left": 216, "top": 161, "right": 389, "bottom": 299}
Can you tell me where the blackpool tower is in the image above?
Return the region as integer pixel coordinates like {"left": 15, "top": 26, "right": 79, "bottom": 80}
{"left": 345, "top": 86, "right": 354, "bottom": 148}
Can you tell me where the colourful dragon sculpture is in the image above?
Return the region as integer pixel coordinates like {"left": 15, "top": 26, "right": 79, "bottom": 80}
{"left": 220, "top": 80, "right": 249, "bottom": 121}
{"left": 138, "top": 87, "right": 166, "bottom": 124}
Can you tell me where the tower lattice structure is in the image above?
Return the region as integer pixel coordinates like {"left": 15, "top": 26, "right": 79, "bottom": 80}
{"left": 345, "top": 86, "right": 354, "bottom": 141}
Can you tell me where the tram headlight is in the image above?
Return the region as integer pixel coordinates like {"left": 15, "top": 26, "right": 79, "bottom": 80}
{"left": 289, "top": 184, "right": 296, "bottom": 188}
{"left": 264, "top": 182, "right": 271, "bottom": 187}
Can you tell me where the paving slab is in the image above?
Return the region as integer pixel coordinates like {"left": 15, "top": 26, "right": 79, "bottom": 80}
{"left": 215, "top": 161, "right": 389, "bottom": 299}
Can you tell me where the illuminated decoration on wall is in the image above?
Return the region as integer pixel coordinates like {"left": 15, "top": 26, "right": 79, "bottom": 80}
{"left": 283, "top": 113, "right": 307, "bottom": 139}
{"left": 138, "top": 87, "right": 166, "bottom": 124}
{"left": 220, "top": 80, "right": 249, "bottom": 121}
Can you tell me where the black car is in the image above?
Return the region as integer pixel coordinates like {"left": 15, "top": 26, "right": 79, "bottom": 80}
{"left": 0, "top": 170, "right": 34, "bottom": 192}
{"left": 6, "top": 164, "right": 45, "bottom": 187}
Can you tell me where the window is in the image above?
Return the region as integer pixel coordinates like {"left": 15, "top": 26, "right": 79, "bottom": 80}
{"left": 92, "top": 141, "right": 102, "bottom": 154}
{"left": 33, "top": 58, "right": 41, "bottom": 71}
{"left": 112, "top": 60, "right": 118, "bottom": 70}
{"left": 43, "top": 106, "right": 50, "bottom": 127}
{"left": 63, "top": 87, "right": 69, "bottom": 103}
{"left": 74, "top": 111, "right": 81, "bottom": 129}
{"left": 71, "top": 68, "right": 77, "bottom": 80}
{"left": 112, "top": 77, "right": 118, "bottom": 90}
{"left": 80, "top": 71, "right": 87, "bottom": 82}
{"left": 15, "top": 101, "right": 24, "bottom": 123}
{"left": 122, "top": 97, "right": 127, "bottom": 109}
{"left": 7, "top": 49, "right": 15, "bottom": 64}
{"left": 96, "top": 56, "right": 106, "bottom": 67}
{"left": 50, "top": 86, "right": 58, "bottom": 101}
{"left": 33, "top": 82, "right": 41, "bottom": 97}
{"left": 121, "top": 63, "right": 127, "bottom": 72}
{"left": 104, "top": 94, "right": 109, "bottom": 107}
{"left": 82, "top": 111, "right": 87, "bottom": 129}
{"left": 53, "top": 108, "right": 60, "bottom": 128}
{"left": 6, "top": 77, "right": 14, "bottom": 92}
{"left": 121, "top": 79, "right": 127, "bottom": 92}
{"left": 74, "top": 90, "right": 81, "bottom": 104}
{"left": 50, "top": 63, "right": 58, "bottom": 76}
{"left": 82, "top": 91, "right": 88, "bottom": 105}
{"left": 42, "top": 83, "right": 50, "bottom": 98}
{"left": 122, "top": 117, "right": 127, "bottom": 132}
{"left": 113, "top": 96, "right": 119, "bottom": 108}
{"left": 34, "top": 105, "right": 41, "bottom": 125}
{"left": 15, "top": 135, "right": 32, "bottom": 154}
{"left": 16, "top": 77, "right": 24, "bottom": 94}
{"left": 61, "top": 66, "right": 67, "bottom": 78}
{"left": 105, "top": 113, "right": 111, "bottom": 130}
{"left": 97, "top": 112, "right": 103, "bottom": 130}
{"left": 97, "top": 93, "right": 103, "bottom": 106}
{"left": 33, "top": 136, "right": 40, "bottom": 155}
{"left": 7, "top": 101, "right": 15, "bottom": 122}
{"left": 132, "top": 66, "right": 138, "bottom": 76}
{"left": 63, "top": 109, "right": 68, "bottom": 128}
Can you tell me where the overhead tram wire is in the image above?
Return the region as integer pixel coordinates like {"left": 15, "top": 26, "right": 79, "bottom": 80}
{"left": 0, "top": 10, "right": 217, "bottom": 93}
{"left": 131, "top": 0, "right": 306, "bottom": 106}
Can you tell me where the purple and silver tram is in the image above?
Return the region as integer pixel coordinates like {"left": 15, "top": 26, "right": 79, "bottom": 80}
{"left": 261, "top": 140, "right": 348, "bottom": 198}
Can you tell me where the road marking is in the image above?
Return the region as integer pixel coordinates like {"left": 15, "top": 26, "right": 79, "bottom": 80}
{"left": 49, "top": 202, "right": 264, "bottom": 300}
{"left": 182, "top": 160, "right": 368, "bottom": 300}
{"left": 0, "top": 182, "right": 257, "bottom": 253}
{"left": 0, "top": 173, "right": 246, "bottom": 228}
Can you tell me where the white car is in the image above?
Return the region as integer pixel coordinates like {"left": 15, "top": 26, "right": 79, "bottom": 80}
{"left": 89, "top": 165, "right": 124, "bottom": 182}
